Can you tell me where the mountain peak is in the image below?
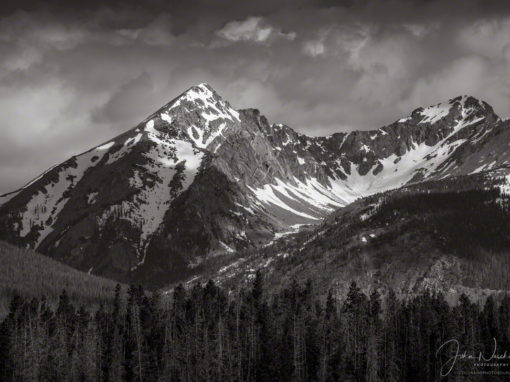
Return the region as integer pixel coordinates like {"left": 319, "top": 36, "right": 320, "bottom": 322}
{"left": 170, "top": 82, "right": 220, "bottom": 107}
{"left": 144, "top": 83, "right": 240, "bottom": 150}
{"left": 195, "top": 82, "right": 214, "bottom": 91}
{"left": 181, "top": 82, "right": 217, "bottom": 99}
{"left": 448, "top": 95, "right": 493, "bottom": 113}
{"left": 403, "top": 95, "right": 498, "bottom": 126}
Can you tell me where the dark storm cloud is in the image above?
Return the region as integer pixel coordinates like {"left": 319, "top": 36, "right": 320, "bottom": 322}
{"left": 1, "top": 0, "right": 510, "bottom": 193}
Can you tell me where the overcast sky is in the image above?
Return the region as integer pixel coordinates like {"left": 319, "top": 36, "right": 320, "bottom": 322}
{"left": 1, "top": 0, "right": 510, "bottom": 193}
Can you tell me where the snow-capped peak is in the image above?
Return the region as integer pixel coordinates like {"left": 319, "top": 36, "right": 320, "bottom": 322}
{"left": 178, "top": 83, "right": 217, "bottom": 103}
{"left": 143, "top": 83, "right": 241, "bottom": 150}
{"left": 401, "top": 95, "right": 496, "bottom": 126}
{"left": 167, "top": 83, "right": 236, "bottom": 116}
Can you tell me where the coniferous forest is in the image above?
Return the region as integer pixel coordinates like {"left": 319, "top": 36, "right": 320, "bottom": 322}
{"left": 2, "top": 272, "right": 510, "bottom": 381}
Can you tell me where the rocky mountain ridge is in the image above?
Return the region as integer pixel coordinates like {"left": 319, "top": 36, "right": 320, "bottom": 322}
{"left": 0, "top": 83, "right": 509, "bottom": 286}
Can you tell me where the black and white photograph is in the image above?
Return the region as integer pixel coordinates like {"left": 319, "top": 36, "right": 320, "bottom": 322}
{"left": 2, "top": 0, "right": 510, "bottom": 380}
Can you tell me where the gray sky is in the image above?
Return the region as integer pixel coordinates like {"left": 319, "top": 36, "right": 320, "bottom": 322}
{"left": 1, "top": 0, "right": 510, "bottom": 193}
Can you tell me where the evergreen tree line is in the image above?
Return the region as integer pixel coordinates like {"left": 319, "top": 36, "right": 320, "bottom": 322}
{"left": 2, "top": 273, "right": 510, "bottom": 381}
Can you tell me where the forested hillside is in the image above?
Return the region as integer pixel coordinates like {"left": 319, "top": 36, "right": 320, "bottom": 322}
{"left": 2, "top": 273, "right": 510, "bottom": 381}
{"left": 0, "top": 241, "right": 123, "bottom": 318}
{"left": 184, "top": 173, "right": 510, "bottom": 301}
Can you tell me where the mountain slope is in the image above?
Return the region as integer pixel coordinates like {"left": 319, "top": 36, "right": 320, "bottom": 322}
{"left": 0, "top": 240, "right": 122, "bottom": 318}
{"left": 1, "top": 84, "right": 509, "bottom": 287}
{"left": 192, "top": 170, "right": 510, "bottom": 300}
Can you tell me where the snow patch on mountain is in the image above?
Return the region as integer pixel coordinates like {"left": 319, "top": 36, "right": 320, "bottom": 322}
{"left": 161, "top": 112, "right": 172, "bottom": 124}
{"left": 247, "top": 176, "right": 350, "bottom": 222}
{"left": 124, "top": 133, "right": 142, "bottom": 147}
{"left": 22, "top": 165, "right": 59, "bottom": 190}
{"left": 87, "top": 192, "right": 98, "bottom": 205}
{"left": 247, "top": 183, "right": 319, "bottom": 220}
{"left": 20, "top": 147, "right": 110, "bottom": 246}
{"left": 97, "top": 118, "right": 205, "bottom": 269}
{"left": 97, "top": 141, "right": 114, "bottom": 151}
{"left": 219, "top": 241, "right": 234, "bottom": 253}
{"left": 418, "top": 103, "right": 451, "bottom": 124}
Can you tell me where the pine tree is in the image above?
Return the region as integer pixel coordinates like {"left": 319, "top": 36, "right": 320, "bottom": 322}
{"left": 342, "top": 281, "right": 368, "bottom": 381}
{"left": 383, "top": 289, "right": 400, "bottom": 382}
{"left": 366, "top": 289, "right": 381, "bottom": 382}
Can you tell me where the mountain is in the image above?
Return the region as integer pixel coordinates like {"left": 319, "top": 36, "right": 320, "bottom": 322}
{"left": 1, "top": 83, "right": 509, "bottom": 287}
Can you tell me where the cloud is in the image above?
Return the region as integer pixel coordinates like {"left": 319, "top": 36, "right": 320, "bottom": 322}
{"left": 92, "top": 72, "right": 160, "bottom": 128}
{"left": 403, "top": 22, "right": 439, "bottom": 39}
{"left": 0, "top": 11, "right": 89, "bottom": 50}
{"left": 223, "top": 78, "right": 282, "bottom": 114}
{"left": 2, "top": 1, "right": 510, "bottom": 193}
{"left": 302, "top": 24, "right": 370, "bottom": 60}
{"left": 215, "top": 16, "right": 295, "bottom": 45}
{"left": 0, "top": 75, "right": 110, "bottom": 193}
{"left": 401, "top": 55, "right": 510, "bottom": 115}
{"left": 116, "top": 14, "right": 174, "bottom": 46}
{"left": 457, "top": 18, "right": 510, "bottom": 59}
{"left": 302, "top": 40, "right": 325, "bottom": 57}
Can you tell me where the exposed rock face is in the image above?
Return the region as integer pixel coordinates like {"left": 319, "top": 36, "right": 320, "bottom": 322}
{"left": 0, "top": 84, "right": 508, "bottom": 286}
